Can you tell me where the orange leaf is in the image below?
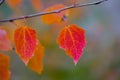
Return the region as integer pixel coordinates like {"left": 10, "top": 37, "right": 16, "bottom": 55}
{"left": 28, "top": 43, "right": 44, "bottom": 74}
{"left": 6, "top": 0, "right": 23, "bottom": 8}
{"left": 14, "top": 26, "right": 38, "bottom": 64}
{"left": 0, "top": 28, "right": 12, "bottom": 51}
{"left": 41, "top": 4, "right": 69, "bottom": 24}
{"left": 0, "top": 53, "right": 10, "bottom": 80}
{"left": 31, "top": 0, "right": 43, "bottom": 11}
{"left": 57, "top": 24, "right": 86, "bottom": 65}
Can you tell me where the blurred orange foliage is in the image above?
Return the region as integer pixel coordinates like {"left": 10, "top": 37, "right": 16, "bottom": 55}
{"left": 6, "top": 0, "right": 23, "bottom": 9}
{"left": 0, "top": 53, "right": 10, "bottom": 80}
{"left": 0, "top": 28, "right": 12, "bottom": 51}
{"left": 28, "top": 43, "right": 44, "bottom": 74}
{"left": 41, "top": 4, "right": 69, "bottom": 24}
{"left": 30, "top": 0, "right": 43, "bottom": 11}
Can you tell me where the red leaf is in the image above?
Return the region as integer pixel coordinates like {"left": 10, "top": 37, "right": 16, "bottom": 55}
{"left": 28, "top": 43, "right": 44, "bottom": 74}
{"left": 0, "top": 28, "right": 12, "bottom": 51}
{"left": 57, "top": 24, "right": 86, "bottom": 65}
{"left": 14, "top": 26, "right": 38, "bottom": 64}
{"left": 0, "top": 53, "right": 10, "bottom": 80}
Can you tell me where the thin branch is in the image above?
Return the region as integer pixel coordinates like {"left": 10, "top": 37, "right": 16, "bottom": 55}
{"left": 0, "top": 0, "right": 5, "bottom": 6}
{"left": 0, "top": 0, "right": 108, "bottom": 23}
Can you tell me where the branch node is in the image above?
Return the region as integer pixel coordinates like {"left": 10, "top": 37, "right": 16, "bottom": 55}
{"left": 9, "top": 20, "right": 14, "bottom": 22}
{"left": 24, "top": 16, "right": 28, "bottom": 19}
{"left": 56, "top": 10, "right": 61, "bottom": 13}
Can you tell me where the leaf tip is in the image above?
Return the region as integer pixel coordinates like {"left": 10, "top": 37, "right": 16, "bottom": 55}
{"left": 23, "top": 59, "right": 29, "bottom": 65}
{"left": 74, "top": 59, "right": 78, "bottom": 66}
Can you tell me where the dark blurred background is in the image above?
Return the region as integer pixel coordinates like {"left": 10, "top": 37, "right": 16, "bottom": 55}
{"left": 0, "top": 0, "right": 120, "bottom": 80}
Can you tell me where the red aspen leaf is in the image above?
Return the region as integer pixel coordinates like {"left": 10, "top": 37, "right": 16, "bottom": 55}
{"left": 57, "top": 24, "right": 86, "bottom": 65}
{"left": 0, "top": 28, "right": 12, "bottom": 51}
{"left": 14, "top": 26, "right": 38, "bottom": 64}
{"left": 28, "top": 43, "right": 44, "bottom": 74}
{"left": 0, "top": 53, "right": 10, "bottom": 80}
{"left": 41, "top": 4, "right": 69, "bottom": 24}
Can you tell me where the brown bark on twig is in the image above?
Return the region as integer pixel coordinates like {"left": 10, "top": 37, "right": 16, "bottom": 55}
{"left": 0, "top": 0, "right": 108, "bottom": 23}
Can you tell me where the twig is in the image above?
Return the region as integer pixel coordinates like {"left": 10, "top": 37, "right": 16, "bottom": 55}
{"left": 0, "top": 0, "right": 108, "bottom": 23}
{"left": 0, "top": 0, "right": 5, "bottom": 6}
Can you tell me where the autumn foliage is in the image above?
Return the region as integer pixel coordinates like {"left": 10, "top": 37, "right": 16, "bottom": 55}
{"left": 14, "top": 26, "right": 39, "bottom": 64}
{"left": 57, "top": 24, "right": 86, "bottom": 65}
{"left": 30, "top": 0, "right": 43, "bottom": 11}
{"left": 0, "top": 0, "right": 87, "bottom": 80}
{"left": 41, "top": 4, "right": 69, "bottom": 24}
{"left": 28, "top": 43, "right": 44, "bottom": 74}
{"left": 0, "top": 53, "right": 10, "bottom": 80}
{"left": 6, "top": 0, "right": 23, "bottom": 8}
{"left": 0, "top": 29, "right": 12, "bottom": 51}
